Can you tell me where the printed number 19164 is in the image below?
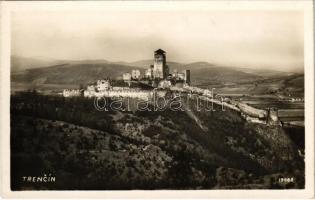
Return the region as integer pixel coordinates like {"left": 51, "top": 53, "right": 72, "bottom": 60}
{"left": 278, "top": 177, "right": 294, "bottom": 183}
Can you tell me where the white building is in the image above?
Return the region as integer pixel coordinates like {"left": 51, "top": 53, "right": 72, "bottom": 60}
{"left": 158, "top": 80, "right": 172, "bottom": 89}
{"left": 177, "top": 72, "right": 185, "bottom": 80}
{"left": 145, "top": 67, "right": 153, "bottom": 79}
{"left": 123, "top": 72, "right": 131, "bottom": 81}
{"left": 87, "top": 85, "right": 96, "bottom": 92}
{"left": 131, "top": 69, "right": 141, "bottom": 80}
{"left": 96, "top": 79, "right": 111, "bottom": 91}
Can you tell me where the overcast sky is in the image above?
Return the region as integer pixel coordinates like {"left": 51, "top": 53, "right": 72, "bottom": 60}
{"left": 12, "top": 11, "right": 304, "bottom": 72}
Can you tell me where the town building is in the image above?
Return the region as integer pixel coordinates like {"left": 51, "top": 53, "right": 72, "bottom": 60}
{"left": 171, "top": 69, "right": 190, "bottom": 84}
{"left": 158, "top": 80, "right": 172, "bottom": 89}
{"left": 123, "top": 72, "right": 131, "bottom": 81}
{"left": 131, "top": 69, "right": 141, "bottom": 80}
{"left": 96, "top": 79, "right": 111, "bottom": 91}
{"left": 145, "top": 65, "right": 154, "bottom": 79}
{"left": 87, "top": 85, "right": 96, "bottom": 92}
{"left": 177, "top": 72, "right": 185, "bottom": 80}
{"left": 172, "top": 69, "right": 178, "bottom": 79}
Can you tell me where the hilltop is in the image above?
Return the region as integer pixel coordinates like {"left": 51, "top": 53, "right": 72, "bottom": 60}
{"left": 10, "top": 92, "right": 304, "bottom": 189}
{"left": 11, "top": 63, "right": 142, "bottom": 85}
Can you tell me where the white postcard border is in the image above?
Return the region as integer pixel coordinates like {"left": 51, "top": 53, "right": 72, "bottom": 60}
{"left": 0, "top": 1, "right": 314, "bottom": 199}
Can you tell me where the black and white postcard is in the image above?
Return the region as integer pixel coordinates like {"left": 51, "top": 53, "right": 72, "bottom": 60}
{"left": 0, "top": 1, "right": 314, "bottom": 198}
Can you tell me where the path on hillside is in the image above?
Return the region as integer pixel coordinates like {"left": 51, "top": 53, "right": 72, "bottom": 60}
{"left": 182, "top": 102, "right": 208, "bottom": 132}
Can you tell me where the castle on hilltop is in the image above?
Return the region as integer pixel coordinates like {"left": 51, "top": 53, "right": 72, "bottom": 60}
{"left": 62, "top": 49, "right": 195, "bottom": 99}
{"left": 122, "top": 49, "right": 190, "bottom": 86}
{"left": 61, "top": 49, "right": 281, "bottom": 126}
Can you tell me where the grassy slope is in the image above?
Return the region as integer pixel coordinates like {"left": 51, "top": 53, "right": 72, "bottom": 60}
{"left": 11, "top": 63, "right": 141, "bottom": 85}
{"left": 10, "top": 93, "right": 304, "bottom": 189}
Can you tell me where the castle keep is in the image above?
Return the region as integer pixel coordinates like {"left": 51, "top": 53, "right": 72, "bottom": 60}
{"left": 153, "top": 49, "right": 169, "bottom": 79}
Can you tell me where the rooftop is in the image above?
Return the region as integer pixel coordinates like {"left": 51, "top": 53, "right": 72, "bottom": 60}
{"left": 154, "top": 49, "right": 166, "bottom": 54}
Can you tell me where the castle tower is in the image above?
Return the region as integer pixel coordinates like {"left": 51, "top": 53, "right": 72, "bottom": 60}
{"left": 183, "top": 69, "right": 190, "bottom": 85}
{"left": 267, "top": 108, "right": 280, "bottom": 125}
{"left": 153, "top": 49, "right": 167, "bottom": 79}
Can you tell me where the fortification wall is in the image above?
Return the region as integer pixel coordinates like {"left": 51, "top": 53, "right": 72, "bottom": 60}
{"left": 84, "top": 89, "right": 166, "bottom": 100}
{"left": 66, "top": 84, "right": 277, "bottom": 126}
{"left": 63, "top": 89, "right": 81, "bottom": 97}
{"left": 237, "top": 102, "right": 267, "bottom": 119}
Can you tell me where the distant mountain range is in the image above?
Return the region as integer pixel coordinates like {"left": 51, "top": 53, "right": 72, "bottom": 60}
{"left": 11, "top": 56, "right": 300, "bottom": 87}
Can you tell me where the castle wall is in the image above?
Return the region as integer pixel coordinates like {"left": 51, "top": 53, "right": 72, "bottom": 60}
{"left": 84, "top": 89, "right": 166, "bottom": 101}
{"left": 237, "top": 102, "right": 267, "bottom": 119}
{"left": 63, "top": 89, "right": 81, "bottom": 97}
